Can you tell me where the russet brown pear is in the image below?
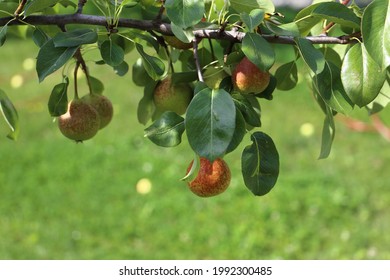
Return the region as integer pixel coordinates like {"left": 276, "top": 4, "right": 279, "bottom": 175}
{"left": 58, "top": 99, "right": 100, "bottom": 142}
{"left": 186, "top": 157, "right": 231, "bottom": 197}
{"left": 81, "top": 94, "right": 113, "bottom": 129}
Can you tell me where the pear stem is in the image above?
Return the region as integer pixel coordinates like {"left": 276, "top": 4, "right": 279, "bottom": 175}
{"left": 74, "top": 62, "right": 80, "bottom": 100}
{"left": 74, "top": 47, "right": 93, "bottom": 95}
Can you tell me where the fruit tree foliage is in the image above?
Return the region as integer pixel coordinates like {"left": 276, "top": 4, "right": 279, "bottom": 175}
{"left": 0, "top": 0, "right": 389, "bottom": 197}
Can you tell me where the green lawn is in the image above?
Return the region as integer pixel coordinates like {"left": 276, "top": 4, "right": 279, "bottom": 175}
{"left": 0, "top": 39, "right": 389, "bottom": 260}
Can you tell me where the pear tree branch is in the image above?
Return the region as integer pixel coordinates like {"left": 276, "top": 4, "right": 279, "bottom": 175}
{"left": 193, "top": 38, "right": 204, "bottom": 83}
{"left": 0, "top": 13, "right": 361, "bottom": 45}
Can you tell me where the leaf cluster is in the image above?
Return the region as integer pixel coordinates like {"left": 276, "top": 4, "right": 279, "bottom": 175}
{"left": 0, "top": 0, "right": 389, "bottom": 197}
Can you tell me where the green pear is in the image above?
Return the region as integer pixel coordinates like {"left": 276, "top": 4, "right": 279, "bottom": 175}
{"left": 203, "top": 66, "right": 228, "bottom": 89}
{"left": 153, "top": 77, "right": 193, "bottom": 116}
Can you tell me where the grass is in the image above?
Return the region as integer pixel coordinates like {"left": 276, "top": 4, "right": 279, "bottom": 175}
{"left": 0, "top": 39, "right": 390, "bottom": 260}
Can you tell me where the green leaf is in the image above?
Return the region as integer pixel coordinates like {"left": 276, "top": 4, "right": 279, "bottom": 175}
{"left": 230, "top": 0, "right": 274, "bottom": 14}
{"left": 341, "top": 43, "right": 386, "bottom": 107}
{"left": 362, "top": 0, "right": 390, "bottom": 69}
{"left": 186, "top": 88, "right": 236, "bottom": 162}
{"left": 165, "top": 0, "right": 205, "bottom": 29}
{"left": 319, "top": 106, "right": 335, "bottom": 159}
{"left": 366, "top": 92, "right": 390, "bottom": 115}
{"left": 47, "top": 77, "right": 69, "bottom": 117}
{"left": 320, "top": 47, "right": 342, "bottom": 68}
{"left": 242, "top": 32, "right": 275, "bottom": 71}
{"left": 53, "top": 29, "right": 98, "bottom": 47}
{"left": 100, "top": 39, "right": 125, "bottom": 67}
{"left": 0, "top": 89, "right": 19, "bottom": 140}
{"left": 0, "top": 24, "right": 8, "bottom": 47}
{"left": 311, "top": 2, "right": 361, "bottom": 29}
{"left": 119, "top": 0, "right": 138, "bottom": 8}
{"left": 313, "top": 62, "right": 353, "bottom": 114}
{"left": 226, "top": 109, "right": 246, "bottom": 154}
{"left": 135, "top": 43, "right": 165, "bottom": 81}
{"left": 241, "top": 131, "right": 279, "bottom": 196}
{"left": 32, "top": 28, "right": 50, "bottom": 47}
{"left": 137, "top": 81, "right": 158, "bottom": 125}
{"left": 130, "top": 31, "right": 160, "bottom": 53}
{"left": 36, "top": 39, "right": 78, "bottom": 82}
{"left": 294, "top": 3, "right": 322, "bottom": 35}
{"left": 295, "top": 37, "right": 325, "bottom": 74}
{"left": 241, "top": 9, "right": 265, "bottom": 31}
{"left": 265, "top": 22, "right": 300, "bottom": 37}
{"left": 232, "top": 94, "right": 261, "bottom": 127}
{"left": 171, "top": 71, "right": 198, "bottom": 84}
{"left": 171, "top": 23, "right": 194, "bottom": 44}
{"left": 132, "top": 58, "right": 153, "bottom": 87}
{"left": 89, "top": 76, "right": 104, "bottom": 95}
{"left": 275, "top": 61, "right": 298, "bottom": 91}
{"left": 25, "top": 0, "right": 60, "bottom": 16}
{"left": 144, "top": 111, "right": 185, "bottom": 147}
{"left": 113, "top": 61, "right": 129, "bottom": 76}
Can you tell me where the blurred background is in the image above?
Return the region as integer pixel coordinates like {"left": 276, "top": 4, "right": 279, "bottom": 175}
{"left": 0, "top": 0, "right": 389, "bottom": 260}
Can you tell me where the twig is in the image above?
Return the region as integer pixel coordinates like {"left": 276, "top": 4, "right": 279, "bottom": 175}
{"left": 14, "top": 0, "right": 27, "bottom": 17}
{"left": 0, "top": 14, "right": 362, "bottom": 45}
{"left": 74, "top": 61, "right": 80, "bottom": 99}
{"left": 155, "top": 2, "right": 165, "bottom": 22}
{"left": 77, "top": 0, "right": 88, "bottom": 14}
{"left": 322, "top": 0, "right": 352, "bottom": 34}
{"left": 74, "top": 48, "right": 93, "bottom": 95}
{"left": 149, "top": 30, "right": 175, "bottom": 73}
{"left": 193, "top": 38, "right": 204, "bottom": 82}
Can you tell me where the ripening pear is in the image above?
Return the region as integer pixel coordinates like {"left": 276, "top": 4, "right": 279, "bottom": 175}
{"left": 203, "top": 66, "right": 228, "bottom": 89}
{"left": 186, "top": 157, "right": 231, "bottom": 197}
{"left": 153, "top": 76, "right": 193, "bottom": 116}
{"left": 81, "top": 94, "right": 113, "bottom": 129}
{"left": 231, "top": 57, "right": 271, "bottom": 94}
{"left": 58, "top": 98, "right": 100, "bottom": 142}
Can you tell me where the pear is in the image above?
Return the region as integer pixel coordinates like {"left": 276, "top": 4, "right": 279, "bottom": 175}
{"left": 81, "top": 94, "right": 113, "bottom": 129}
{"left": 153, "top": 77, "right": 193, "bottom": 116}
{"left": 232, "top": 57, "right": 271, "bottom": 94}
{"left": 186, "top": 157, "right": 231, "bottom": 197}
{"left": 203, "top": 66, "right": 229, "bottom": 89}
{"left": 58, "top": 99, "right": 100, "bottom": 142}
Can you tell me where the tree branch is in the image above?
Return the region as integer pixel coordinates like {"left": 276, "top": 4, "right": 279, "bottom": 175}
{"left": 0, "top": 14, "right": 361, "bottom": 45}
{"left": 193, "top": 38, "right": 204, "bottom": 83}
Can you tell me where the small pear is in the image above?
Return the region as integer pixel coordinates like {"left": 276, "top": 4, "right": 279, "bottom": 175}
{"left": 203, "top": 66, "right": 228, "bottom": 89}
{"left": 232, "top": 57, "right": 271, "bottom": 94}
{"left": 82, "top": 94, "right": 113, "bottom": 129}
{"left": 153, "top": 77, "right": 193, "bottom": 116}
{"left": 58, "top": 99, "right": 100, "bottom": 142}
{"left": 186, "top": 157, "right": 231, "bottom": 197}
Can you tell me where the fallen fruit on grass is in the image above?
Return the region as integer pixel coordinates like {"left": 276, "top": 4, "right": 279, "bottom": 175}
{"left": 186, "top": 157, "right": 231, "bottom": 197}
{"left": 58, "top": 98, "right": 100, "bottom": 142}
{"left": 81, "top": 94, "right": 113, "bottom": 129}
{"left": 153, "top": 76, "right": 193, "bottom": 116}
{"left": 232, "top": 57, "right": 271, "bottom": 94}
